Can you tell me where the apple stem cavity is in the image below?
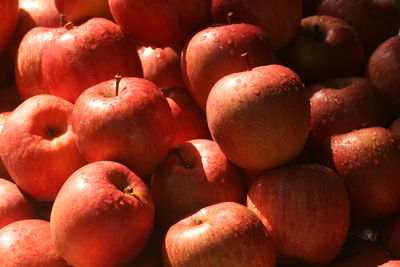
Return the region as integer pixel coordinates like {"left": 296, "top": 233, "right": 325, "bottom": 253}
{"left": 59, "top": 14, "right": 65, "bottom": 27}
{"left": 227, "top": 12, "right": 234, "bottom": 25}
{"left": 115, "top": 74, "right": 122, "bottom": 96}
{"left": 173, "top": 148, "right": 193, "bottom": 169}
{"left": 241, "top": 53, "right": 251, "bottom": 71}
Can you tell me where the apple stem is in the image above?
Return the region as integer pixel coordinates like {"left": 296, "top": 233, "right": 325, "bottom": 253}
{"left": 64, "top": 21, "right": 74, "bottom": 30}
{"left": 241, "top": 53, "right": 251, "bottom": 71}
{"left": 115, "top": 74, "right": 122, "bottom": 96}
{"left": 123, "top": 185, "right": 138, "bottom": 199}
{"left": 173, "top": 148, "right": 193, "bottom": 169}
{"left": 227, "top": 12, "right": 234, "bottom": 25}
{"left": 59, "top": 14, "right": 65, "bottom": 27}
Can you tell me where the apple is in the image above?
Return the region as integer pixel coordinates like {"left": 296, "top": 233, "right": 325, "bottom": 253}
{"left": 15, "top": 26, "right": 67, "bottom": 99}
{"left": 181, "top": 23, "right": 277, "bottom": 111}
{"left": 247, "top": 164, "right": 350, "bottom": 265}
{"left": 206, "top": 64, "right": 310, "bottom": 170}
{"left": 151, "top": 139, "right": 245, "bottom": 227}
{"left": 41, "top": 17, "right": 143, "bottom": 103}
{"left": 0, "top": 0, "right": 19, "bottom": 52}
{"left": 109, "top": 0, "right": 211, "bottom": 47}
{"left": 367, "top": 35, "right": 400, "bottom": 117}
{"left": 54, "top": 0, "right": 112, "bottom": 24}
{"left": 0, "top": 94, "right": 86, "bottom": 201}
{"left": 138, "top": 45, "right": 185, "bottom": 88}
{"left": 279, "top": 15, "right": 365, "bottom": 86}
{"left": 316, "top": 0, "right": 400, "bottom": 56}
{"left": 0, "top": 219, "right": 69, "bottom": 266}
{"left": 161, "top": 87, "right": 210, "bottom": 147}
{"left": 50, "top": 160, "right": 154, "bottom": 267}
{"left": 162, "top": 202, "right": 276, "bottom": 267}
{"left": 72, "top": 76, "right": 173, "bottom": 178}
{"left": 211, "top": 0, "right": 302, "bottom": 49}
{"left": 317, "top": 127, "right": 400, "bottom": 222}
{"left": 379, "top": 212, "right": 400, "bottom": 259}
{"left": 0, "top": 178, "right": 34, "bottom": 229}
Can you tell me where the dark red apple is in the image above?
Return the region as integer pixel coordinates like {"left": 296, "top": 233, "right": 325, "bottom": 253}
{"left": 163, "top": 202, "right": 276, "bottom": 267}
{"left": 109, "top": 0, "right": 211, "bottom": 47}
{"left": 138, "top": 45, "right": 185, "bottom": 88}
{"left": 161, "top": 87, "right": 210, "bottom": 147}
{"left": 50, "top": 161, "right": 154, "bottom": 267}
{"left": 279, "top": 15, "right": 365, "bottom": 85}
{"left": 0, "top": 0, "right": 19, "bottom": 52}
{"left": 41, "top": 18, "right": 143, "bottom": 103}
{"left": 317, "top": 0, "right": 400, "bottom": 56}
{"left": 181, "top": 23, "right": 277, "bottom": 111}
{"left": 0, "top": 95, "right": 86, "bottom": 201}
{"left": 72, "top": 77, "right": 173, "bottom": 178}
{"left": 211, "top": 0, "right": 302, "bottom": 49}
{"left": 151, "top": 139, "right": 245, "bottom": 227}
{"left": 367, "top": 35, "right": 400, "bottom": 116}
{"left": 0, "top": 219, "right": 69, "bottom": 266}
{"left": 54, "top": 0, "right": 112, "bottom": 24}
{"left": 206, "top": 64, "right": 310, "bottom": 170}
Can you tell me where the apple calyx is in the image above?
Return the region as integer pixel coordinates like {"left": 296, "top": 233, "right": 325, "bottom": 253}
{"left": 114, "top": 74, "right": 122, "bottom": 96}
{"left": 241, "top": 52, "right": 252, "bottom": 71}
{"left": 227, "top": 12, "right": 234, "bottom": 25}
{"left": 191, "top": 217, "right": 204, "bottom": 226}
{"left": 173, "top": 148, "right": 193, "bottom": 169}
{"left": 64, "top": 22, "right": 74, "bottom": 31}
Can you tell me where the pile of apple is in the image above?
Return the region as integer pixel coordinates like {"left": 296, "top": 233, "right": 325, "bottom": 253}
{"left": 1, "top": 0, "right": 400, "bottom": 266}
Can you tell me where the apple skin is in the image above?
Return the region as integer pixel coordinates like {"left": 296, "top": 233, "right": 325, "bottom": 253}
{"left": 211, "top": 0, "right": 302, "bottom": 49}
{"left": 138, "top": 45, "right": 185, "bottom": 88}
{"left": 367, "top": 36, "right": 400, "bottom": 117}
{"left": 151, "top": 139, "right": 245, "bottom": 227}
{"left": 206, "top": 64, "right": 310, "bottom": 170}
{"left": 318, "top": 127, "right": 400, "bottom": 222}
{"left": 41, "top": 17, "right": 143, "bottom": 103}
{"left": 279, "top": 15, "right": 365, "bottom": 86}
{"left": 161, "top": 87, "right": 211, "bottom": 147}
{"left": 0, "top": 0, "right": 19, "bottom": 52}
{"left": 0, "top": 95, "right": 87, "bottom": 201}
{"left": 72, "top": 77, "right": 173, "bottom": 178}
{"left": 379, "top": 212, "right": 400, "bottom": 259}
{"left": 162, "top": 202, "right": 276, "bottom": 267}
{"left": 15, "top": 27, "right": 66, "bottom": 99}
{"left": 50, "top": 161, "right": 154, "bottom": 267}
{"left": 54, "top": 0, "right": 112, "bottom": 24}
{"left": 0, "top": 178, "right": 34, "bottom": 229}
{"left": 247, "top": 164, "right": 350, "bottom": 266}
{"left": 109, "top": 0, "right": 211, "bottom": 47}
{"left": 317, "top": 0, "right": 400, "bottom": 56}
{"left": 181, "top": 23, "right": 277, "bottom": 111}
{"left": 0, "top": 219, "right": 69, "bottom": 266}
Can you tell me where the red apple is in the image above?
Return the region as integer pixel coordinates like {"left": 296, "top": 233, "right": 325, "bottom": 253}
{"left": 0, "top": 0, "right": 19, "bottom": 52}
{"left": 54, "top": 0, "right": 112, "bottom": 24}
{"left": 72, "top": 77, "right": 173, "bottom": 178}
{"left": 367, "top": 35, "right": 400, "bottom": 116}
{"left": 138, "top": 45, "right": 185, "bottom": 88}
{"left": 279, "top": 15, "right": 365, "bottom": 85}
{"left": 50, "top": 161, "right": 154, "bottom": 267}
{"left": 109, "top": 0, "right": 211, "bottom": 47}
{"left": 0, "top": 219, "right": 68, "bottom": 266}
{"left": 161, "top": 87, "right": 210, "bottom": 147}
{"left": 41, "top": 18, "right": 143, "bottom": 103}
{"left": 181, "top": 23, "right": 277, "bottom": 111}
{"left": 0, "top": 178, "right": 34, "bottom": 229}
{"left": 317, "top": 0, "right": 400, "bottom": 56}
{"left": 206, "top": 64, "right": 310, "bottom": 170}
{"left": 163, "top": 202, "right": 276, "bottom": 267}
{"left": 211, "top": 0, "right": 302, "bottom": 49}
{"left": 247, "top": 164, "right": 350, "bottom": 265}
{"left": 151, "top": 139, "right": 245, "bottom": 227}
{"left": 0, "top": 94, "right": 86, "bottom": 201}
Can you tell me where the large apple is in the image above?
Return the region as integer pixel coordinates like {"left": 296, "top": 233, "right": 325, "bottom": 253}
{"left": 161, "top": 87, "right": 210, "bottom": 147}
{"left": 109, "top": 0, "right": 211, "bottom": 47}
{"left": 54, "top": 0, "right": 112, "bottom": 24}
{"left": 206, "top": 64, "right": 310, "bottom": 170}
{"left": 41, "top": 17, "right": 143, "bottom": 103}
{"left": 367, "top": 35, "right": 400, "bottom": 116}
{"left": 162, "top": 202, "right": 276, "bottom": 267}
{"left": 211, "top": 0, "right": 302, "bottom": 49}
{"left": 151, "top": 139, "right": 245, "bottom": 227}
{"left": 317, "top": 0, "right": 400, "bottom": 56}
{"left": 181, "top": 23, "right": 277, "bottom": 111}
{"left": 0, "top": 0, "right": 19, "bottom": 52}
{"left": 50, "top": 161, "right": 154, "bottom": 267}
{"left": 0, "top": 94, "right": 86, "bottom": 201}
{"left": 247, "top": 164, "right": 350, "bottom": 265}
{"left": 72, "top": 77, "right": 173, "bottom": 178}
{"left": 279, "top": 15, "right": 365, "bottom": 85}
{"left": 0, "top": 219, "right": 69, "bottom": 266}
{"left": 0, "top": 178, "right": 34, "bottom": 229}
